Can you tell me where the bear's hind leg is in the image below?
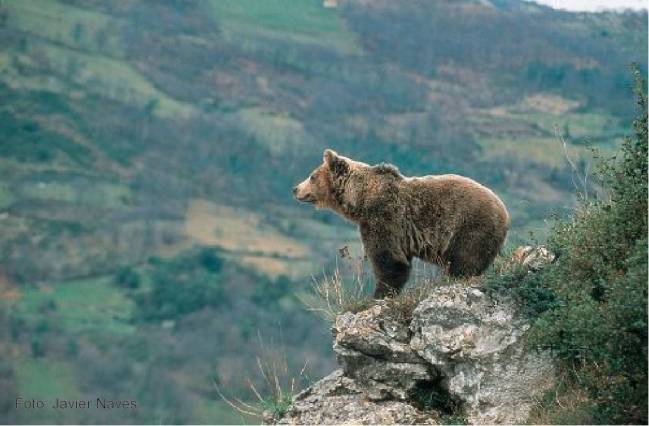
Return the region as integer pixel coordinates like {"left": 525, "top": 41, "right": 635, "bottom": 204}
{"left": 368, "top": 250, "right": 411, "bottom": 298}
{"left": 447, "top": 230, "right": 501, "bottom": 277}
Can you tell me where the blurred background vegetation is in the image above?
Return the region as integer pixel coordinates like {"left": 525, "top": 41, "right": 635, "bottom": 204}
{"left": 0, "top": 0, "right": 646, "bottom": 423}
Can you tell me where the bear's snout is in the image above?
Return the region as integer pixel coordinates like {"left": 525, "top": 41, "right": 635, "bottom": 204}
{"left": 293, "top": 181, "right": 316, "bottom": 203}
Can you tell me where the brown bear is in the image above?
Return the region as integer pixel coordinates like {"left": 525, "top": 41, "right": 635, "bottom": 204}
{"left": 293, "top": 149, "right": 510, "bottom": 298}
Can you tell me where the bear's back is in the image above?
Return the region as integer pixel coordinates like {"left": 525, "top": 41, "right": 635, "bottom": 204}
{"left": 402, "top": 173, "right": 509, "bottom": 233}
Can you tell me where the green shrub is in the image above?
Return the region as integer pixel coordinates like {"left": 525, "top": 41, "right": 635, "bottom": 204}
{"left": 482, "top": 261, "right": 560, "bottom": 318}
{"left": 30, "top": 335, "right": 45, "bottom": 357}
{"left": 199, "top": 248, "right": 223, "bottom": 273}
{"left": 252, "top": 274, "right": 292, "bottom": 306}
{"left": 135, "top": 248, "right": 226, "bottom": 321}
{"left": 525, "top": 67, "right": 647, "bottom": 424}
{"left": 114, "top": 266, "right": 141, "bottom": 289}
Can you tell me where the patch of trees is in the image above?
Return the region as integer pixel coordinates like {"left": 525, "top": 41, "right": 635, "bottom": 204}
{"left": 133, "top": 248, "right": 225, "bottom": 321}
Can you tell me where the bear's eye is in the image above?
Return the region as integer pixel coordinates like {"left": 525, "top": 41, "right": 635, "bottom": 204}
{"left": 309, "top": 174, "right": 316, "bottom": 182}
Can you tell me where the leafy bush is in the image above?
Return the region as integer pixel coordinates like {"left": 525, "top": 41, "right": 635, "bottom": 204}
{"left": 524, "top": 67, "right": 647, "bottom": 424}
{"left": 252, "top": 274, "right": 292, "bottom": 306}
{"left": 114, "top": 266, "right": 141, "bottom": 289}
{"left": 482, "top": 259, "right": 560, "bottom": 319}
{"left": 135, "top": 248, "right": 226, "bottom": 321}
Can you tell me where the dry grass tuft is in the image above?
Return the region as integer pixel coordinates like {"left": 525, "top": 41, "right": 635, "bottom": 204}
{"left": 301, "top": 252, "right": 472, "bottom": 324}
{"left": 383, "top": 280, "right": 436, "bottom": 323}
{"left": 300, "top": 254, "right": 374, "bottom": 322}
{"left": 383, "top": 273, "right": 471, "bottom": 324}
{"left": 214, "top": 334, "right": 308, "bottom": 423}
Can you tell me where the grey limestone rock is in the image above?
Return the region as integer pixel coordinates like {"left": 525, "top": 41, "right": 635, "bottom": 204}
{"left": 409, "top": 286, "right": 556, "bottom": 424}
{"left": 277, "top": 247, "right": 556, "bottom": 425}
{"left": 277, "top": 370, "right": 438, "bottom": 425}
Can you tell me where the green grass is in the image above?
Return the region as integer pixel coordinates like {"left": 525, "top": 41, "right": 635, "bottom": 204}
{"left": 15, "top": 357, "right": 80, "bottom": 400}
{"left": 19, "top": 181, "right": 131, "bottom": 208}
{"left": 14, "top": 357, "right": 82, "bottom": 423}
{"left": 205, "top": 0, "right": 360, "bottom": 54}
{"left": 520, "top": 111, "right": 625, "bottom": 144}
{"left": 210, "top": 0, "right": 342, "bottom": 34}
{"left": 477, "top": 110, "right": 623, "bottom": 168}
{"left": 0, "top": 182, "right": 14, "bottom": 209}
{"left": 4, "top": 0, "right": 124, "bottom": 56}
{"left": 238, "top": 108, "right": 315, "bottom": 154}
{"left": 17, "top": 276, "right": 135, "bottom": 337}
{"left": 79, "top": 182, "right": 132, "bottom": 208}
{"left": 0, "top": 4, "right": 195, "bottom": 119}
{"left": 478, "top": 136, "right": 571, "bottom": 167}
{"left": 25, "top": 39, "right": 195, "bottom": 117}
{"left": 21, "top": 182, "right": 77, "bottom": 203}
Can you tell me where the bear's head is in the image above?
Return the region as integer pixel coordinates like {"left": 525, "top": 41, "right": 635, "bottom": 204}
{"left": 293, "top": 149, "right": 366, "bottom": 218}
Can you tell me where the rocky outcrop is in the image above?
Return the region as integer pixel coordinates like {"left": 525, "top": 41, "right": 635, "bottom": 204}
{"left": 409, "top": 286, "right": 555, "bottom": 424}
{"left": 278, "top": 250, "right": 557, "bottom": 425}
{"left": 276, "top": 370, "right": 438, "bottom": 425}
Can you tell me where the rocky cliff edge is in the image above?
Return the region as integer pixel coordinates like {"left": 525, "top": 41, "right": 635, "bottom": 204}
{"left": 276, "top": 247, "right": 556, "bottom": 425}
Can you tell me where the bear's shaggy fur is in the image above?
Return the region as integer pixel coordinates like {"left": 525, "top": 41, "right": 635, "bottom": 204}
{"left": 293, "top": 149, "right": 510, "bottom": 298}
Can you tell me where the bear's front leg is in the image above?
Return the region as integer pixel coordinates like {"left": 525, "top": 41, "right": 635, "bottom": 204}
{"left": 367, "top": 250, "right": 411, "bottom": 298}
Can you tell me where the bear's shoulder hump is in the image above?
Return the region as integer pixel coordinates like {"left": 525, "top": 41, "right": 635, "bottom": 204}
{"left": 372, "top": 163, "right": 402, "bottom": 178}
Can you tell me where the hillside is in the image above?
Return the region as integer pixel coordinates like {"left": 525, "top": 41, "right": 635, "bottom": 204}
{"left": 0, "top": 0, "right": 646, "bottom": 423}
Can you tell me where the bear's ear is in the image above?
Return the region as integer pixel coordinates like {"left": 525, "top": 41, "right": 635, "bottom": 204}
{"left": 323, "top": 149, "right": 338, "bottom": 165}
{"left": 324, "top": 149, "right": 349, "bottom": 176}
